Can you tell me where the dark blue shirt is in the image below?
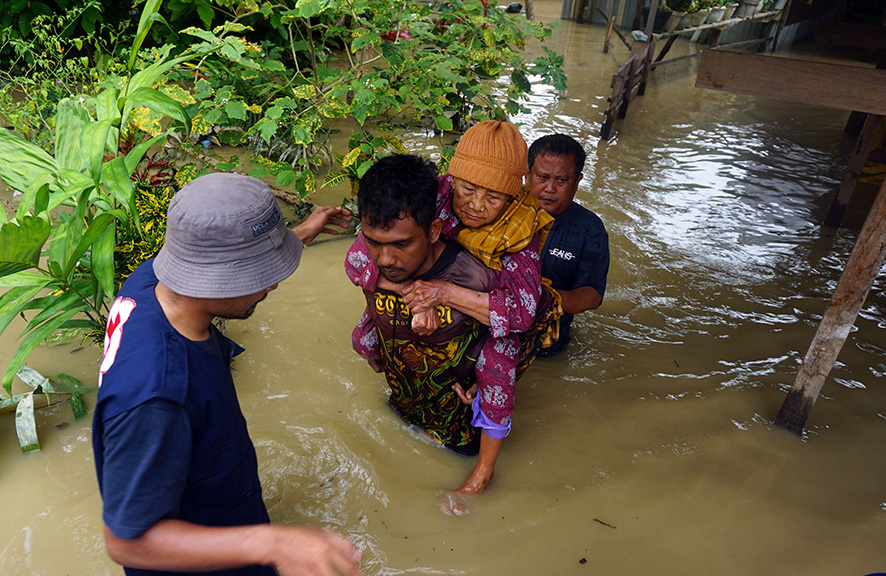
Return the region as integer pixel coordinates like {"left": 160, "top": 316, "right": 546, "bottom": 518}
{"left": 92, "top": 260, "right": 274, "bottom": 576}
{"left": 540, "top": 202, "right": 610, "bottom": 353}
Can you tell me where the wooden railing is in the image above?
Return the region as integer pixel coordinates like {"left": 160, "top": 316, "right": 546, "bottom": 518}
{"left": 600, "top": 40, "right": 654, "bottom": 140}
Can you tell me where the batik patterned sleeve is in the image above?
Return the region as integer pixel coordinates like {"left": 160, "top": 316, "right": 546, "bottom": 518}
{"left": 488, "top": 234, "right": 543, "bottom": 338}
{"left": 344, "top": 232, "right": 379, "bottom": 291}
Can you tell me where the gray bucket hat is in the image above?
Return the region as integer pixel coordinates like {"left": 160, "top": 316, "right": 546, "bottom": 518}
{"left": 153, "top": 173, "right": 303, "bottom": 298}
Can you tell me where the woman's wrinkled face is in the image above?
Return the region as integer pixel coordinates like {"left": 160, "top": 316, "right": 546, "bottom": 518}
{"left": 451, "top": 178, "right": 511, "bottom": 228}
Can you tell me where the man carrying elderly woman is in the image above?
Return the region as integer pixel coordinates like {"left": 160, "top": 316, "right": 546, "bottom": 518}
{"left": 345, "top": 121, "right": 558, "bottom": 500}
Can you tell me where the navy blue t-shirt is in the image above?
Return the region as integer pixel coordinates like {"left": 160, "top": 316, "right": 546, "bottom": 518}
{"left": 100, "top": 333, "right": 224, "bottom": 540}
{"left": 540, "top": 202, "right": 610, "bottom": 352}
{"left": 93, "top": 260, "right": 273, "bottom": 576}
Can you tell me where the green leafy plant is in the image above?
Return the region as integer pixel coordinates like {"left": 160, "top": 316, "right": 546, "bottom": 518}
{"left": 0, "top": 0, "right": 222, "bottom": 451}
{"left": 322, "top": 128, "right": 409, "bottom": 196}
{"left": 152, "top": 0, "right": 566, "bottom": 199}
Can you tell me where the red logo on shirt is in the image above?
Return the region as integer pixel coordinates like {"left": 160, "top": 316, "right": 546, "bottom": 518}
{"left": 99, "top": 297, "right": 136, "bottom": 386}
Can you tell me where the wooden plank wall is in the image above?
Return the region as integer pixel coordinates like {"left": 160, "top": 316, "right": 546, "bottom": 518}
{"left": 696, "top": 51, "right": 886, "bottom": 116}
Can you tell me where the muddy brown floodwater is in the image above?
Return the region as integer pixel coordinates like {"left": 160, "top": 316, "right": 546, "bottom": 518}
{"left": 2, "top": 1, "right": 885, "bottom": 574}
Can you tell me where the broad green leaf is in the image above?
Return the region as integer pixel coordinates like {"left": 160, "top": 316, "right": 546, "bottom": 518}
{"left": 0, "top": 284, "right": 49, "bottom": 337}
{"left": 95, "top": 87, "right": 120, "bottom": 122}
{"left": 123, "top": 132, "right": 170, "bottom": 175}
{"left": 0, "top": 392, "right": 30, "bottom": 412}
{"left": 196, "top": 1, "right": 214, "bottom": 27}
{"left": 102, "top": 157, "right": 137, "bottom": 214}
{"left": 55, "top": 99, "right": 93, "bottom": 172}
{"left": 2, "top": 309, "right": 80, "bottom": 393}
{"left": 46, "top": 170, "right": 93, "bottom": 213}
{"left": 15, "top": 392, "right": 39, "bottom": 452}
{"left": 321, "top": 170, "right": 349, "bottom": 189}
{"left": 50, "top": 373, "right": 92, "bottom": 395}
{"left": 128, "top": 52, "right": 207, "bottom": 96}
{"left": 350, "top": 89, "right": 378, "bottom": 125}
{"left": 129, "top": 0, "right": 168, "bottom": 71}
{"left": 218, "top": 130, "right": 248, "bottom": 146}
{"left": 341, "top": 147, "right": 362, "bottom": 168}
{"left": 435, "top": 115, "right": 453, "bottom": 131}
{"left": 276, "top": 169, "right": 296, "bottom": 187}
{"left": 16, "top": 365, "right": 51, "bottom": 392}
{"left": 0, "top": 271, "right": 51, "bottom": 288}
{"left": 383, "top": 135, "right": 409, "bottom": 154}
{"left": 93, "top": 222, "right": 117, "bottom": 299}
{"left": 69, "top": 392, "right": 88, "bottom": 420}
{"left": 253, "top": 118, "right": 278, "bottom": 142}
{"left": 124, "top": 88, "right": 191, "bottom": 136}
{"left": 0, "top": 216, "right": 51, "bottom": 277}
{"left": 15, "top": 173, "right": 54, "bottom": 220}
{"left": 80, "top": 119, "right": 115, "bottom": 186}
{"left": 60, "top": 188, "right": 93, "bottom": 277}
{"left": 357, "top": 159, "right": 375, "bottom": 178}
{"left": 352, "top": 30, "right": 383, "bottom": 52}
{"left": 0, "top": 129, "right": 59, "bottom": 194}
{"left": 62, "top": 211, "right": 125, "bottom": 280}
{"left": 224, "top": 100, "right": 248, "bottom": 121}
{"left": 294, "top": 0, "right": 335, "bottom": 18}
{"left": 511, "top": 69, "right": 532, "bottom": 93}
{"left": 35, "top": 183, "right": 49, "bottom": 215}
{"left": 26, "top": 290, "right": 88, "bottom": 328}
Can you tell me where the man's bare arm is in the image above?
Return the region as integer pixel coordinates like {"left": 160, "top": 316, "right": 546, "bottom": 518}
{"left": 104, "top": 520, "right": 363, "bottom": 576}
{"left": 291, "top": 206, "right": 352, "bottom": 245}
{"left": 558, "top": 286, "right": 602, "bottom": 315}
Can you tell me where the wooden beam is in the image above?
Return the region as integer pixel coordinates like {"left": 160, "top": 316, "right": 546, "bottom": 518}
{"left": 775, "top": 174, "right": 886, "bottom": 433}
{"left": 814, "top": 22, "right": 886, "bottom": 50}
{"left": 643, "top": 0, "right": 659, "bottom": 38}
{"left": 824, "top": 114, "right": 884, "bottom": 227}
{"left": 696, "top": 51, "right": 886, "bottom": 115}
{"left": 597, "top": 5, "right": 632, "bottom": 50}
{"left": 651, "top": 37, "right": 772, "bottom": 69}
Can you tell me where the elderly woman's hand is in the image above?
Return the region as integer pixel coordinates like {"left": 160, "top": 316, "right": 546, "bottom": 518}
{"left": 402, "top": 280, "right": 449, "bottom": 314}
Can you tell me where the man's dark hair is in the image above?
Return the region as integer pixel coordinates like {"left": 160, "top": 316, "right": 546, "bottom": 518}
{"left": 358, "top": 154, "right": 438, "bottom": 233}
{"left": 528, "top": 134, "right": 587, "bottom": 177}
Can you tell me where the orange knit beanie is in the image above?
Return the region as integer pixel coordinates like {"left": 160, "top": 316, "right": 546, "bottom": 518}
{"left": 448, "top": 121, "right": 528, "bottom": 197}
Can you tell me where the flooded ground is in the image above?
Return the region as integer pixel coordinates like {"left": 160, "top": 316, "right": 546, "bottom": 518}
{"left": 2, "top": 1, "right": 885, "bottom": 574}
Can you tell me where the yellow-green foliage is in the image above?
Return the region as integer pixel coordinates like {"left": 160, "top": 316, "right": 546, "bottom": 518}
{"left": 114, "top": 185, "right": 173, "bottom": 290}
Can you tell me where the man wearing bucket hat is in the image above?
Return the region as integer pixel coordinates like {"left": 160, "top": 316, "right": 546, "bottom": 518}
{"left": 92, "top": 173, "right": 363, "bottom": 576}
{"left": 346, "top": 122, "right": 556, "bottom": 504}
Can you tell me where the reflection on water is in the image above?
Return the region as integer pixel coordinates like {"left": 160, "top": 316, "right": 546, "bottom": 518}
{"left": 2, "top": 1, "right": 886, "bottom": 574}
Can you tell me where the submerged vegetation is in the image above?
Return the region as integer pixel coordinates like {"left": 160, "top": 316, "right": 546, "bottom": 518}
{"left": 0, "top": 0, "right": 566, "bottom": 450}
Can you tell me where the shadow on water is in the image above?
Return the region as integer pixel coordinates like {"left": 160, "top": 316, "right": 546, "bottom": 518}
{"left": 2, "top": 1, "right": 886, "bottom": 574}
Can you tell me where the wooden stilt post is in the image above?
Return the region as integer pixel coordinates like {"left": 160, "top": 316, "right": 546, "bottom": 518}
{"left": 602, "top": 0, "right": 613, "bottom": 52}
{"left": 824, "top": 114, "right": 883, "bottom": 228}
{"left": 644, "top": 0, "right": 659, "bottom": 38}
{"left": 638, "top": 39, "right": 654, "bottom": 96}
{"left": 775, "top": 175, "right": 886, "bottom": 433}
{"left": 604, "top": 17, "right": 614, "bottom": 53}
